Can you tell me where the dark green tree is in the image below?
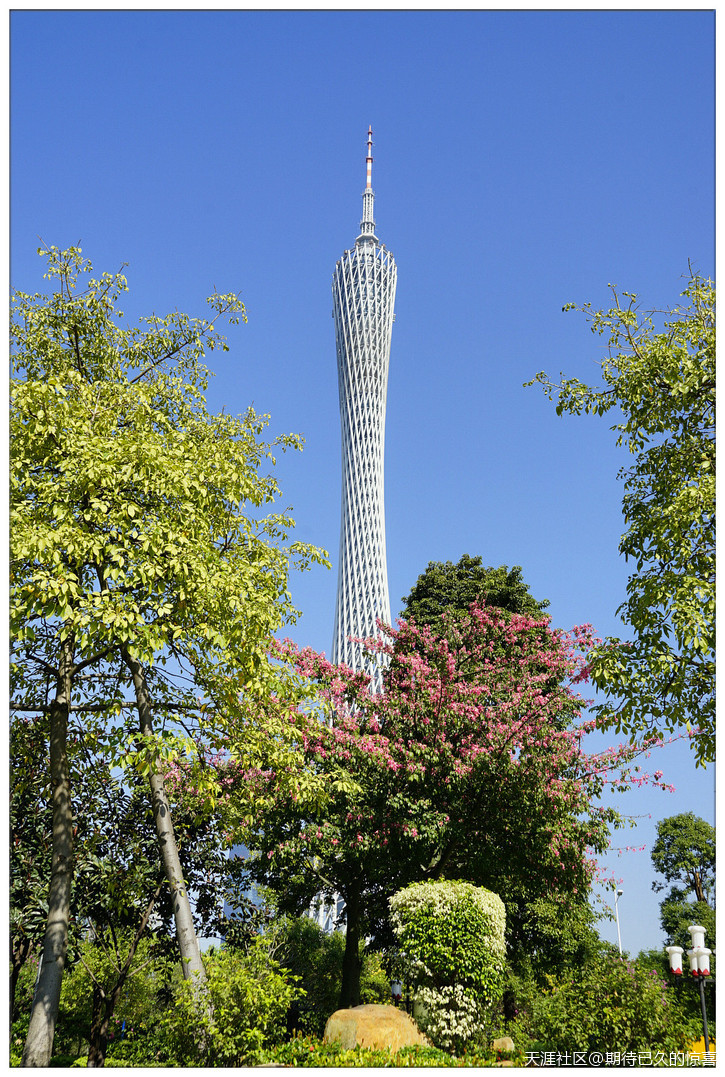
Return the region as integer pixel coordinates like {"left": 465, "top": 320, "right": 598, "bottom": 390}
{"left": 651, "top": 812, "right": 715, "bottom": 953}
{"left": 398, "top": 557, "right": 594, "bottom": 977}
{"left": 400, "top": 556, "right": 548, "bottom": 627}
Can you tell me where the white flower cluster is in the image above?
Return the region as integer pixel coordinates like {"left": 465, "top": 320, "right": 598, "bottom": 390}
{"left": 414, "top": 983, "right": 486, "bottom": 1053}
{"left": 389, "top": 879, "right": 506, "bottom": 965}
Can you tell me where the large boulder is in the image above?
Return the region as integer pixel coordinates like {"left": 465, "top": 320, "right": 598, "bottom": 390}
{"left": 323, "top": 1003, "right": 430, "bottom": 1052}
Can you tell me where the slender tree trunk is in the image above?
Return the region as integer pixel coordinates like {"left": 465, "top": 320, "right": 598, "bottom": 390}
{"left": 86, "top": 880, "right": 164, "bottom": 1068}
{"left": 10, "top": 935, "right": 31, "bottom": 1027}
{"left": 339, "top": 887, "right": 363, "bottom": 1010}
{"left": 87, "top": 985, "right": 106, "bottom": 1068}
{"left": 121, "top": 646, "right": 207, "bottom": 987}
{"left": 692, "top": 870, "right": 705, "bottom": 904}
{"left": 22, "top": 634, "right": 74, "bottom": 1067}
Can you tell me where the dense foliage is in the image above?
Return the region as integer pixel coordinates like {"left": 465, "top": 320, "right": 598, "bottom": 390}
{"left": 651, "top": 812, "right": 716, "bottom": 954}
{"left": 390, "top": 881, "right": 505, "bottom": 992}
{"left": 260, "top": 1036, "right": 523, "bottom": 1067}
{"left": 530, "top": 272, "right": 715, "bottom": 764}
{"left": 400, "top": 556, "right": 549, "bottom": 627}
{"left": 390, "top": 880, "right": 506, "bottom": 1052}
{"left": 270, "top": 915, "right": 390, "bottom": 1037}
{"left": 243, "top": 606, "right": 670, "bottom": 1006}
{"left": 507, "top": 951, "right": 701, "bottom": 1055}
{"left": 156, "top": 941, "right": 302, "bottom": 1066}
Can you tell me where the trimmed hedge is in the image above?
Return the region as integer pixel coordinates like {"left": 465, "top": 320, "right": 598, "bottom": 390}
{"left": 390, "top": 880, "right": 506, "bottom": 1052}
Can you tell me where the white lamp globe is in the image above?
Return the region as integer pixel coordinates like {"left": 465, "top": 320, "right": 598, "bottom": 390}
{"left": 665, "top": 945, "right": 684, "bottom": 975}
{"left": 697, "top": 948, "right": 712, "bottom": 976}
{"left": 688, "top": 925, "right": 706, "bottom": 950}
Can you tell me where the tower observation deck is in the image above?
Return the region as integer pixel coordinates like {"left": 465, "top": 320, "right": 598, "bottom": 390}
{"left": 331, "top": 127, "right": 397, "bottom": 692}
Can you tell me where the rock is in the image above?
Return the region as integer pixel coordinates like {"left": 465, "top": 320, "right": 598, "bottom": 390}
{"left": 323, "top": 1003, "right": 430, "bottom": 1052}
{"left": 492, "top": 1036, "right": 515, "bottom": 1053}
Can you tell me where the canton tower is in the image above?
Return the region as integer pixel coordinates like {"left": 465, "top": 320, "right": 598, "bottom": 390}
{"left": 331, "top": 127, "right": 397, "bottom": 691}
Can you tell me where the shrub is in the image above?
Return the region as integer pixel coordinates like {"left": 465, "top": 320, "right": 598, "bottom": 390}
{"left": 389, "top": 880, "right": 506, "bottom": 1052}
{"left": 414, "top": 983, "right": 489, "bottom": 1054}
{"left": 274, "top": 915, "right": 390, "bottom": 1036}
{"left": 259, "top": 1034, "right": 523, "bottom": 1067}
{"left": 515, "top": 952, "right": 700, "bottom": 1054}
{"left": 156, "top": 938, "right": 302, "bottom": 1065}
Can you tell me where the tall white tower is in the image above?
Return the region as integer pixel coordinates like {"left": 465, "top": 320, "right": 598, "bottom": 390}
{"left": 331, "top": 127, "right": 397, "bottom": 691}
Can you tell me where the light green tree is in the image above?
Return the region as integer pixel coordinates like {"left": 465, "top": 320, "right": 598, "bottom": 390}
{"left": 11, "top": 247, "right": 328, "bottom": 1065}
{"left": 529, "top": 272, "right": 714, "bottom": 764}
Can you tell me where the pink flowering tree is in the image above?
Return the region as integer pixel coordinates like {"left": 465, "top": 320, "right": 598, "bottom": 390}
{"left": 243, "top": 605, "right": 669, "bottom": 1009}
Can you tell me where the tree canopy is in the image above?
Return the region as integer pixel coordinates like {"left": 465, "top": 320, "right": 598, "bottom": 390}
{"left": 400, "top": 556, "right": 548, "bottom": 628}
{"left": 651, "top": 812, "right": 715, "bottom": 953}
{"left": 242, "top": 607, "right": 668, "bottom": 1008}
{"left": 10, "top": 245, "right": 327, "bottom": 1064}
{"left": 529, "top": 272, "right": 715, "bottom": 764}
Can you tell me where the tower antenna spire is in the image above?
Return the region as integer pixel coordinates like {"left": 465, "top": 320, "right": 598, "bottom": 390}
{"left": 366, "top": 125, "right": 373, "bottom": 189}
{"left": 359, "top": 126, "right": 376, "bottom": 240}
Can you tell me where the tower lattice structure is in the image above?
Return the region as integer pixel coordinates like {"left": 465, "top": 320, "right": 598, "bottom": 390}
{"left": 331, "top": 127, "right": 397, "bottom": 693}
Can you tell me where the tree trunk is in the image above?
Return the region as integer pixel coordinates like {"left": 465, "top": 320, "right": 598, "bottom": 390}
{"left": 87, "top": 984, "right": 106, "bottom": 1068}
{"left": 121, "top": 647, "right": 207, "bottom": 987}
{"left": 86, "top": 881, "right": 164, "bottom": 1067}
{"left": 22, "top": 634, "right": 74, "bottom": 1067}
{"left": 692, "top": 869, "right": 705, "bottom": 904}
{"left": 10, "top": 934, "right": 31, "bottom": 1027}
{"left": 339, "top": 887, "right": 363, "bottom": 1010}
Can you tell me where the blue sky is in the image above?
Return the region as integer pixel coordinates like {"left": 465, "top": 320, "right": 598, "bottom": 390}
{"left": 10, "top": 9, "right": 715, "bottom": 957}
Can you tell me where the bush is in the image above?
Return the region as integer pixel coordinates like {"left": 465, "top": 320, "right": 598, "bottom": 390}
{"left": 511, "top": 952, "right": 700, "bottom": 1055}
{"left": 260, "top": 1033, "right": 524, "bottom": 1067}
{"left": 156, "top": 938, "right": 302, "bottom": 1065}
{"left": 389, "top": 880, "right": 505, "bottom": 1052}
{"left": 273, "top": 915, "right": 390, "bottom": 1036}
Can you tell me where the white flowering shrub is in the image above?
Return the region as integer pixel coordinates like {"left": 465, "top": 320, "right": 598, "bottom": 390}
{"left": 389, "top": 880, "right": 505, "bottom": 1052}
{"left": 414, "top": 984, "right": 487, "bottom": 1054}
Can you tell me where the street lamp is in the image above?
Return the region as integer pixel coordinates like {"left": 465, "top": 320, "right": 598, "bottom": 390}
{"left": 614, "top": 888, "right": 624, "bottom": 956}
{"left": 665, "top": 924, "right": 713, "bottom": 1054}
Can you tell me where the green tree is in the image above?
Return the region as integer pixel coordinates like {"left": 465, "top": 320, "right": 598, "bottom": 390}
{"left": 401, "top": 556, "right": 548, "bottom": 628}
{"left": 11, "top": 246, "right": 327, "bottom": 1064}
{"left": 246, "top": 609, "right": 656, "bottom": 1007}
{"left": 529, "top": 272, "right": 715, "bottom": 764}
{"left": 651, "top": 812, "right": 715, "bottom": 954}
{"left": 399, "top": 557, "right": 595, "bottom": 973}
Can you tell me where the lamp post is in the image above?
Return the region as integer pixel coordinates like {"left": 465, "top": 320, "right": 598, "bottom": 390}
{"left": 666, "top": 924, "right": 712, "bottom": 1054}
{"left": 614, "top": 888, "right": 624, "bottom": 956}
